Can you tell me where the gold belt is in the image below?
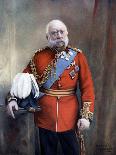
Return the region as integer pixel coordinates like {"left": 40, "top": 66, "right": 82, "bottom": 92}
{"left": 41, "top": 88, "right": 75, "bottom": 97}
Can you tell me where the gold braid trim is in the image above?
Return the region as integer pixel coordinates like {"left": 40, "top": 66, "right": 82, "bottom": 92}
{"left": 80, "top": 102, "right": 93, "bottom": 121}
{"left": 29, "top": 48, "right": 55, "bottom": 86}
{"left": 30, "top": 58, "right": 53, "bottom": 87}
{"left": 29, "top": 46, "right": 82, "bottom": 86}
{"left": 68, "top": 45, "right": 83, "bottom": 53}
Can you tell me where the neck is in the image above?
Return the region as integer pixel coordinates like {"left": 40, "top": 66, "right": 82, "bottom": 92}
{"left": 55, "top": 45, "right": 66, "bottom": 52}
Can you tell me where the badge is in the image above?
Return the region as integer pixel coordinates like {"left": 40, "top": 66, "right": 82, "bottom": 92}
{"left": 60, "top": 51, "right": 73, "bottom": 61}
{"left": 69, "top": 70, "right": 76, "bottom": 79}
{"left": 75, "top": 65, "right": 79, "bottom": 72}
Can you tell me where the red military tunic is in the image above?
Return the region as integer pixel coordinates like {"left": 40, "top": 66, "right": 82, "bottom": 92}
{"left": 23, "top": 46, "right": 95, "bottom": 132}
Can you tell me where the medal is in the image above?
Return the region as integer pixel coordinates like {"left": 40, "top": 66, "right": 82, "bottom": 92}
{"left": 69, "top": 64, "right": 79, "bottom": 80}
{"left": 69, "top": 70, "right": 76, "bottom": 79}
{"left": 75, "top": 65, "right": 79, "bottom": 72}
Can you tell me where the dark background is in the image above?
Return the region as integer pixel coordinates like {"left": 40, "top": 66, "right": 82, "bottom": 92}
{"left": 0, "top": 0, "right": 116, "bottom": 155}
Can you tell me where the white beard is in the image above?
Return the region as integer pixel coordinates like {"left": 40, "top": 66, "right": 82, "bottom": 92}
{"left": 48, "top": 36, "right": 69, "bottom": 49}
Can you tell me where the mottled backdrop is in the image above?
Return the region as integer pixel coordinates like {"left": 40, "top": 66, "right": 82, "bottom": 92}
{"left": 0, "top": 0, "right": 116, "bottom": 155}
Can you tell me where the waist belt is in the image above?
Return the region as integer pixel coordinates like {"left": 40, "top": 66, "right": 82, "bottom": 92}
{"left": 41, "top": 88, "right": 75, "bottom": 97}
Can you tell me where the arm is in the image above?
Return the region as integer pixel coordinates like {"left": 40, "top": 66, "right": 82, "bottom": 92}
{"left": 77, "top": 52, "right": 95, "bottom": 130}
{"left": 6, "top": 54, "right": 39, "bottom": 118}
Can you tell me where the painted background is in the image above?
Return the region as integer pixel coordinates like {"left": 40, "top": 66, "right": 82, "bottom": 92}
{"left": 0, "top": 0, "right": 116, "bottom": 155}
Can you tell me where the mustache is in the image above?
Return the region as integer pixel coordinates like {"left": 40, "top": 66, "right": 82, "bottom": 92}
{"left": 48, "top": 36, "right": 69, "bottom": 48}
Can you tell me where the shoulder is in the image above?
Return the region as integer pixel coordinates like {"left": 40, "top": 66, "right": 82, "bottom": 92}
{"left": 68, "top": 46, "right": 84, "bottom": 57}
{"left": 33, "top": 46, "right": 50, "bottom": 57}
{"left": 31, "top": 46, "right": 54, "bottom": 60}
{"left": 69, "top": 47, "right": 83, "bottom": 53}
{"left": 70, "top": 47, "right": 88, "bottom": 63}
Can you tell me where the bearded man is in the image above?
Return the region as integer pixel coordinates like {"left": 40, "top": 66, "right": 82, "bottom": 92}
{"left": 6, "top": 19, "right": 95, "bottom": 155}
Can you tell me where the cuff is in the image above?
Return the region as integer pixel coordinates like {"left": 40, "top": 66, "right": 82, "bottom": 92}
{"left": 80, "top": 102, "right": 93, "bottom": 122}
{"left": 6, "top": 93, "right": 17, "bottom": 105}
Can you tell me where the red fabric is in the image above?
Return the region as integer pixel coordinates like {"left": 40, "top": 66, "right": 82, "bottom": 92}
{"left": 23, "top": 47, "right": 95, "bottom": 132}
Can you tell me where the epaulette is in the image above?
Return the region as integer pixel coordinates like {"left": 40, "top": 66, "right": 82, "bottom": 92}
{"left": 71, "top": 47, "right": 82, "bottom": 53}
{"left": 68, "top": 45, "right": 82, "bottom": 53}
{"left": 32, "top": 47, "right": 47, "bottom": 57}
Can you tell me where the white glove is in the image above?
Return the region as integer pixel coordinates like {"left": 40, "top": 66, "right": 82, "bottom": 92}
{"left": 77, "top": 118, "right": 90, "bottom": 131}
{"left": 6, "top": 100, "right": 19, "bottom": 119}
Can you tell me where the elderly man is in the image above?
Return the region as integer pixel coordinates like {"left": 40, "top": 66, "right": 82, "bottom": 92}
{"left": 6, "top": 19, "right": 95, "bottom": 155}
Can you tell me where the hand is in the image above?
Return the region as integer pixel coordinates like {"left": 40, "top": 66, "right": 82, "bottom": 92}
{"left": 77, "top": 118, "right": 90, "bottom": 131}
{"left": 6, "top": 100, "right": 19, "bottom": 119}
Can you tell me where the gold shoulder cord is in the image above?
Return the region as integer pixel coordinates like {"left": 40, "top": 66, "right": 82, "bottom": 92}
{"left": 29, "top": 48, "right": 55, "bottom": 87}
{"left": 29, "top": 47, "right": 82, "bottom": 87}
{"left": 68, "top": 45, "right": 82, "bottom": 53}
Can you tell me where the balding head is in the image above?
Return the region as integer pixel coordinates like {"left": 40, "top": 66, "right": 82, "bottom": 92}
{"left": 46, "top": 19, "right": 69, "bottom": 49}
{"left": 46, "top": 19, "right": 68, "bottom": 36}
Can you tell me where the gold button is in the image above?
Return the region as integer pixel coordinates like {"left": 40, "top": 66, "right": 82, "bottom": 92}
{"left": 58, "top": 77, "right": 61, "bottom": 80}
{"left": 58, "top": 83, "right": 61, "bottom": 87}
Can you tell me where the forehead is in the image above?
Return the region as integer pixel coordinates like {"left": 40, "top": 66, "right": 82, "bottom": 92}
{"left": 49, "top": 23, "right": 67, "bottom": 32}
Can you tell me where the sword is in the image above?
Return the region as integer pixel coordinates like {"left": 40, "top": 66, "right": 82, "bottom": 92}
{"left": 0, "top": 105, "right": 41, "bottom": 116}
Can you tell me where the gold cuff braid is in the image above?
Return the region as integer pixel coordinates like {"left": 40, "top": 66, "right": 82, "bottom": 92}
{"left": 80, "top": 102, "right": 93, "bottom": 121}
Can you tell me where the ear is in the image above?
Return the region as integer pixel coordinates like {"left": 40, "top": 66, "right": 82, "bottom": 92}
{"left": 66, "top": 31, "right": 68, "bottom": 35}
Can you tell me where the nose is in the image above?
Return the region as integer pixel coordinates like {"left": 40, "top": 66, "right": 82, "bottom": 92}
{"left": 57, "top": 31, "right": 62, "bottom": 38}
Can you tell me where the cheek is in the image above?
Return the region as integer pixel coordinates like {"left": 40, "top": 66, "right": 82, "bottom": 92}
{"left": 49, "top": 35, "right": 57, "bottom": 41}
{"left": 48, "top": 35, "right": 55, "bottom": 40}
{"left": 63, "top": 33, "right": 68, "bottom": 38}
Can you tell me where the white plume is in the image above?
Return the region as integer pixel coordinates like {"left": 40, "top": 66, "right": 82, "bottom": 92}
{"left": 10, "top": 73, "right": 32, "bottom": 99}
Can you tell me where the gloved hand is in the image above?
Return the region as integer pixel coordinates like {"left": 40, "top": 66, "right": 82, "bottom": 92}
{"left": 6, "top": 100, "right": 19, "bottom": 119}
{"left": 77, "top": 118, "right": 90, "bottom": 131}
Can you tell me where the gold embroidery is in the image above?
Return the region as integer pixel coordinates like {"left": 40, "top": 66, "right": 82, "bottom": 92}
{"left": 29, "top": 48, "right": 56, "bottom": 86}
{"left": 30, "top": 59, "right": 53, "bottom": 86}
{"left": 29, "top": 46, "right": 81, "bottom": 86}
{"left": 68, "top": 46, "right": 82, "bottom": 53}
{"left": 80, "top": 102, "right": 93, "bottom": 121}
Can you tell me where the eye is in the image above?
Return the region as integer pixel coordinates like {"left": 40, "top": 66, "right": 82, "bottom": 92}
{"left": 51, "top": 31, "right": 56, "bottom": 35}
{"left": 60, "top": 30, "right": 64, "bottom": 34}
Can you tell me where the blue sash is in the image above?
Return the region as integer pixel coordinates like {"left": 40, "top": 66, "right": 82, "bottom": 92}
{"left": 18, "top": 48, "right": 77, "bottom": 111}
{"left": 39, "top": 48, "right": 77, "bottom": 98}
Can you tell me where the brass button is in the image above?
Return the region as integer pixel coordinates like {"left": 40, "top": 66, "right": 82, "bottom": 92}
{"left": 58, "top": 77, "right": 61, "bottom": 80}
{"left": 58, "top": 83, "right": 62, "bottom": 87}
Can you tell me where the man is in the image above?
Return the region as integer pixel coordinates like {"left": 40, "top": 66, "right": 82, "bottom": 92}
{"left": 6, "top": 19, "right": 95, "bottom": 155}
